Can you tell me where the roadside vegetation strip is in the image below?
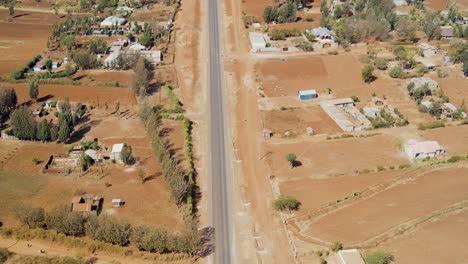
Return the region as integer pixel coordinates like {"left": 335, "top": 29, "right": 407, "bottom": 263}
{"left": 0, "top": 227, "right": 193, "bottom": 262}
{"left": 7, "top": 54, "right": 42, "bottom": 81}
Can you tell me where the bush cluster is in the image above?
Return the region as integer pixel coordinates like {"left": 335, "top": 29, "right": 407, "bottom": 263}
{"left": 13, "top": 205, "right": 202, "bottom": 255}
{"left": 273, "top": 195, "right": 300, "bottom": 211}
{"left": 269, "top": 28, "right": 301, "bottom": 40}
{"left": 165, "top": 84, "right": 183, "bottom": 113}
{"left": 10, "top": 55, "right": 42, "bottom": 80}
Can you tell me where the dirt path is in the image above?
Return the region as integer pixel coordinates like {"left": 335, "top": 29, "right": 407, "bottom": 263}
{"left": 0, "top": 238, "right": 161, "bottom": 264}
{"left": 222, "top": 0, "right": 294, "bottom": 262}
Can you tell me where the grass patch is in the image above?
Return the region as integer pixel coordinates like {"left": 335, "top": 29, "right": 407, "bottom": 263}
{"left": 363, "top": 250, "right": 393, "bottom": 264}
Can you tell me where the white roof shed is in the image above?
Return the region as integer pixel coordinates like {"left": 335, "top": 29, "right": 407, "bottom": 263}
{"left": 249, "top": 32, "right": 266, "bottom": 51}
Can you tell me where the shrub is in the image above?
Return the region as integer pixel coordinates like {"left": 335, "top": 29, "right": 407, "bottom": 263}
{"left": 363, "top": 250, "right": 393, "bottom": 264}
{"left": 46, "top": 206, "right": 85, "bottom": 236}
{"left": 269, "top": 28, "right": 301, "bottom": 40}
{"left": 72, "top": 51, "right": 100, "bottom": 69}
{"left": 447, "top": 156, "right": 464, "bottom": 163}
{"left": 374, "top": 58, "right": 387, "bottom": 70}
{"left": 0, "top": 248, "right": 12, "bottom": 263}
{"left": 398, "top": 163, "right": 411, "bottom": 169}
{"left": 362, "top": 64, "right": 375, "bottom": 83}
{"left": 85, "top": 214, "right": 131, "bottom": 246}
{"left": 418, "top": 121, "right": 445, "bottom": 130}
{"left": 32, "top": 157, "right": 40, "bottom": 165}
{"left": 389, "top": 65, "right": 404, "bottom": 78}
{"left": 377, "top": 166, "right": 385, "bottom": 172}
{"left": 273, "top": 195, "right": 301, "bottom": 211}
{"left": 331, "top": 241, "right": 343, "bottom": 252}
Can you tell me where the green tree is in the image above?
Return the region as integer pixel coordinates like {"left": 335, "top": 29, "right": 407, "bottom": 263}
{"left": 45, "top": 206, "right": 85, "bottom": 236}
{"left": 277, "top": 1, "right": 296, "bottom": 23}
{"left": 139, "top": 31, "right": 152, "bottom": 47}
{"left": 29, "top": 78, "right": 39, "bottom": 100}
{"left": 362, "top": 64, "right": 375, "bottom": 83}
{"left": 285, "top": 153, "right": 297, "bottom": 167}
{"left": 88, "top": 38, "right": 107, "bottom": 54}
{"left": 60, "top": 34, "right": 77, "bottom": 51}
{"left": 72, "top": 50, "right": 99, "bottom": 69}
{"left": 423, "top": 12, "right": 441, "bottom": 40}
{"left": 320, "top": 0, "right": 329, "bottom": 17}
{"left": 332, "top": 241, "right": 343, "bottom": 252}
{"left": 120, "top": 143, "right": 133, "bottom": 165}
{"left": 133, "top": 57, "right": 150, "bottom": 97}
{"left": 447, "top": 2, "right": 460, "bottom": 22}
{"left": 0, "top": 87, "right": 17, "bottom": 116}
{"left": 10, "top": 106, "right": 36, "bottom": 140}
{"left": 79, "top": 153, "right": 94, "bottom": 171}
{"left": 263, "top": 5, "right": 278, "bottom": 23}
{"left": 58, "top": 110, "right": 73, "bottom": 142}
{"left": 36, "top": 119, "right": 51, "bottom": 141}
{"left": 85, "top": 214, "right": 132, "bottom": 246}
{"left": 14, "top": 206, "right": 45, "bottom": 228}
{"left": 396, "top": 16, "right": 417, "bottom": 42}
{"left": 273, "top": 195, "right": 301, "bottom": 211}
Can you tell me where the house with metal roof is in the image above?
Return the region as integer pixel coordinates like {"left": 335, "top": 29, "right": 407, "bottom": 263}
{"left": 405, "top": 140, "right": 444, "bottom": 159}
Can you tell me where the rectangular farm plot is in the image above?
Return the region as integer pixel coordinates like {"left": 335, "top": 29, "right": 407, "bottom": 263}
{"left": 279, "top": 170, "right": 399, "bottom": 213}
{"left": 422, "top": 126, "right": 468, "bottom": 156}
{"left": 262, "top": 106, "right": 342, "bottom": 136}
{"left": 257, "top": 56, "right": 328, "bottom": 97}
{"left": 308, "top": 167, "right": 468, "bottom": 245}
{"left": 265, "top": 135, "right": 407, "bottom": 178}
{"left": 384, "top": 208, "right": 468, "bottom": 264}
{"left": 0, "top": 10, "right": 56, "bottom": 76}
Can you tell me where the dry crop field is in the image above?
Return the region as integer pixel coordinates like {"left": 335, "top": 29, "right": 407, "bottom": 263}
{"left": 265, "top": 134, "right": 408, "bottom": 179}
{"left": 296, "top": 166, "right": 468, "bottom": 245}
{"left": 262, "top": 106, "right": 342, "bottom": 136}
{"left": 5, "top": 82, "right": 137, "bottom": 106}
{"left": 0, "top": 10, "right": 57, "bottom": 76}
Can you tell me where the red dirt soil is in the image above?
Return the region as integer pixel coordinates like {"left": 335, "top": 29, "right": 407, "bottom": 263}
{"left": 263, "top": 106, "right": 342, "bottom": 136}
{"left": 422, "top": 125, "right": 468, "bottom": 156}
{"left": 309, "top": 167, "right": 468, "bottom": 244}
{"left": 425, "top": 0, "right": 468, "bottom": 10}
{"left": 5, "top": 83, "right": 137, "bottom": 106}
{"left": 0, "top": 10, "right": 57, "bottom": 76}
{"left": 280, "top": 170, "right": 399, "bottom": 213}
{"left": 241, "top": 0, "right": 276, "bottom": 22}
{"left": 265, "top": 134, "right": 408, "bottom": 179}
{"left": 384, "top": 208, "right": 468, "bottom": 264}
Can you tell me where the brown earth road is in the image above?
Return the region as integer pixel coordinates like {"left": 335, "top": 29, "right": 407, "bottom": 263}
{"left": 222, "top": 0, "right": 295, "bottom": 262}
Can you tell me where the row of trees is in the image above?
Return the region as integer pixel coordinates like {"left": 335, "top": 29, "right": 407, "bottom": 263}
{"left": 0, "top": 87, "right": 17, "bottom": 117}
{"left": 15, "top": 205, "right": 202, "bottom": 255}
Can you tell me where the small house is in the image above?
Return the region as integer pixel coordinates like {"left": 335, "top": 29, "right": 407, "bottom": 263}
{"left": 112, "top": 199, "right": 124, "bottom": 207}
{"left": 52, "top": 61, "right": 61, "bottom": 69}
{"left": 440, "top": 26, "right": 454, "bottom": 38}
{"left": 407, "top": 77, "right": 438, "bottom": 92}
{"left": 404, "top": 140, "right": 444, "bottom": 159}
{"left": 297, "top": 89, "right": 318, "bottom": 100}
{"left": 419, "top": 43, "right": 437, "bottom": 57}
{"left": 84, "top": 149, "right": 103, "bottom": 163}
{"left": 100, "top": 16, "right": 127, "bottom": 27}
{"left": 71, "top": 195, "right": 102, "bottom": 215}
{"left": 420, "top": 101, "right": 433, "bottom": 109}
{"left": 111, "top": 143, "right": 124, "bottom": 163}
{"left": 33, "top": 60, "right": 46, "bottom": 72}
{"left": 338, "top": 249, "right": 365, "bottom": 264}
{"left": 249, "top": 32, "right": 266, "bottom": 52}
{"left": 305, "top": 27, "right": 336, "bottom": 45}
{"left": 362, "top": 107, "right": 379, "bottom": 118}
{"left": 129, "top": 43, "right": 146, "bottom": 51}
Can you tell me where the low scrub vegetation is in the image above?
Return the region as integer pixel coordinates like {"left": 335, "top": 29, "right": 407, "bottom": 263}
{"left": 418, "top": 121, "right": 445, "bottom": 130}
{"left": 273, "top": 195, "right": 301, "bottom": 211}
{"left": 269, "top": 28, "right": 301, "bottom": 40}
{"left": 363, "top": 250, "right": 393, "bottom": 264}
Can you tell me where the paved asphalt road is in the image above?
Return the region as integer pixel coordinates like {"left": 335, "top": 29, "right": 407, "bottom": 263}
{"left": 208, "top": 0, "right": 233, "bottom": 263}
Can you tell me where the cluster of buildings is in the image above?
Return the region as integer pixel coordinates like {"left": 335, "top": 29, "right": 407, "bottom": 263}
{"left": 71, "top": 194, "right": 124, "bottom": 215}
{"left": 248, "top": 26, "right": 338, "bottom": 52}
{"left": 320, "top": 98, "right": 372, "bottom": 132}
{"left": 104, "top": 38, "right": 162, "bottom": 67}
